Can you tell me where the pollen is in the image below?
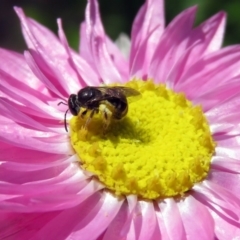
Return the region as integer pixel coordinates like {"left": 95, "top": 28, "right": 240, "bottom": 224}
{"left": 70, "top": 80, "right": 216, "bottom": 200}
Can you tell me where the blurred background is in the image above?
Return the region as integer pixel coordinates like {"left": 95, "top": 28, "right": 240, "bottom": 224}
{"left": 0, "top": 0, "right": 240, "bottom": 52}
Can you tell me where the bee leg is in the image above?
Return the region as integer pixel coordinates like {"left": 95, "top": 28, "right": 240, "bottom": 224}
{"left": 84, "top": 109, "right": 96, "bottom": 129}
{"left": 80, "top": 109, "right": 88, "bottom": 119}
{"left": 99, "top": 104, "right": 112, "bottom": 133}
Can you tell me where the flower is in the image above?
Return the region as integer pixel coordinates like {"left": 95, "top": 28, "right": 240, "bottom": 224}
{"left": 1, "top": 0, "right": 240, "bottom": 239}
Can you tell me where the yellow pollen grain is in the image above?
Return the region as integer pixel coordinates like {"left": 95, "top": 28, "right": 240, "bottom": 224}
{"left": 70, "top": 80, "right": 216, "bottom": 200}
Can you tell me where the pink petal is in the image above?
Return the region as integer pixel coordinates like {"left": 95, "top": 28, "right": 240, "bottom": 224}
{"left": 24, "top": 50, "right": 66, "bottom": 98}
{"left": 206, "top": 95, "right": 240, "bottom": 135}
{"left": 81, "top": 26, "right": 130, "bottom": 81}
{"left": 126, "top": 194, "right": 138, "bottom": 213}
{"left": 0, "top": 48, "right": 44, "bottom": 91}
{"left": 210, "top": 123, "right": 233, "bottom": 136}
{"left": 158, "top": 198, "right": 186, "bottom": 240}
{"left": 168, "top": 12, "right": 226, "bottom": 87}
{"left": 79, "top": 22, "right": 94, "bottom": 65}
{"left": 193, "top": 181, "right": 240, "bottom": 225}
{"left": 125, "top": 220, "right": 137, "bottom": 240}
{"left": 208, "top": 206, "right": 240, "bottom": 239}
{"left": 0, "top": 119, "right": 72, "bottom": 154}
{"left": 11, "top": 194, "right": 102, "bottom": 240}
{"left": 0, "top": 64, "right": 67, "bottom": 125}
{"left": 130, "top": 0, "right": 164, "bottom": 78}
{"left": 0, "top": 211, "right": 61, "bottom": 239}
{"left": 177, "top": 194, "right": 214, "bottom": 240}
{"left": 102, "top": 201, "right": 131, "bottom": 240}
{"left": 206, "top": 93, "right": 240, "bottom": 118}
{"left": 81, "top": 22, "right": 129, "bottom": 83}
{"left": 192, "top": 11, "right": 226, "bottom": 54}
{"left": 121, "top": 195, "right": 138, "bottom": 240}
{"left": 85, "top": 0, "right": 122, "bottom": 83}
{"left": 175, "top": 45, "right": 240, "bottom": 98}
{"left": 0, "top": 98, "right": 52, "bottom": 133}
{"left": 0, "top": 95, "right": 65, "bottom": 133}
{"left": 211, "top": 156, "right": 240, "bottom": 174}
{"left": 103, "top": 195, "right": 137, "bottom": 240}
{"left": 155, "top": 206, "right": 172, "bottom": 240}
{"left": 32, "top": 194, "right": 101, "bottom": 239}
{"left": 71, "top": 51, "right": 101, "bottom": 86}
{"left": 0, "top": 68, "right": 62, "bottom": 120}
{"left": 0, "top": 142, "right": 77, "bottom": 171}
{"left": 149, "top": 6, "right": 197, "bottom": 83}
{"left": 193, "top": 79, "right": 240, "bottom": 112}
{"left": 215, "top": 135, "right": 240, "bottom": 159}
{"left": 1, "top": 169, "right": 102, "bottom": 212}
{"left": 105, "top": 36, "right": 129, "bottom": 81}
{"left": 59, "top": 21, "right": 100, "bottom": 86}
{"left": 62, "top": 192, "right": 123, "bottom": 240}
{"left": 208, "top": 168, "right": 240, "bottom": 200}
{"left": 79, "top": 23, "right": 111, "bottom": 84}
{"left": 15, "top": 7, "right": 80, "bottom": 96}
{"left": 132, "top": 201, "right": 158, "bottom": 240}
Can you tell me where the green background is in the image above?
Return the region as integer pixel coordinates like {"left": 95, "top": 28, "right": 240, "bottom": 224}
{"left": 0, "top": 0, "right": 239, "bottom": 52}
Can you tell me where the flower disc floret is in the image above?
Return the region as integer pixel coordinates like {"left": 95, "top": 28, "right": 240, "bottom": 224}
{"left": 70, "top": 80, "right": 216, "bottom": 199}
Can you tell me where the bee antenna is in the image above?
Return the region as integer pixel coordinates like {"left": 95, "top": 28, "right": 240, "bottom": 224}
{"left": 64, "top": 109, "right": 69, "bottom": 132}
{"left": 58, "top": 101, "right": 68, "bottom": 106}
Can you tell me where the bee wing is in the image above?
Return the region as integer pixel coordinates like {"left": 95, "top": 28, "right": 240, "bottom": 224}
{"left": 95, "top": 86, "right": 141, "bottom": 103}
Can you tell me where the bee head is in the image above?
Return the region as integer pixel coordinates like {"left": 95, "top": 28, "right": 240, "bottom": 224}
{"left": 68, "top": 94, "right": 81, "bottom": 116}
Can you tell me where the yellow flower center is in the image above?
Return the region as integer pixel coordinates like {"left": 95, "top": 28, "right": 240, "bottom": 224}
{"left": 70, "top": 80, "right": 216, "bottom": 200}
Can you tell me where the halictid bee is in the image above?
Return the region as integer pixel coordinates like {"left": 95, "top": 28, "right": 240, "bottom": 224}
{"left": 59, "top": 86, "right": 141, "bottom": 132}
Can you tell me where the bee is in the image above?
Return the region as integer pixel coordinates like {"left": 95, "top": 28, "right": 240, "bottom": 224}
{"left": 59, "top": 86, "right": 140, "bottom": 132}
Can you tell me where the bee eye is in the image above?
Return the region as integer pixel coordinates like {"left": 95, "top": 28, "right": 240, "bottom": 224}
{"left": 68, "top": 94, "right": 80, "bottom": 116}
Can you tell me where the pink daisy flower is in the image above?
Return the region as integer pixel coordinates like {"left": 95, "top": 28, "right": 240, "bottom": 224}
{"left": 1, "top": 0, "right": 240, "bottom": 239}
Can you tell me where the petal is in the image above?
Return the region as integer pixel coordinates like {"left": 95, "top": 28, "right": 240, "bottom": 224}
{"left": 105, "top": 35, "right": 129, "bottom": 81}
{"left": 57, "top": 19, "right": 87, "bottom": 87}
{"left": 1, "top": 194, "right": 121, "bottom": 240}
{"left": 169, "top": 12, "right": 226, "bottom": 87}
{"left": 193, "top": 181, "right": 240, "bottom": 225}
{"left": 192, "top": 11, "right": 226, "bottom": 54}
{"left": 15, "top": 7, "right": 79, "bottom": 96}
{"left": 175, "top": 45, "right": 240, "bottom": 98}
{"left": 158, "top": 198, "right": 186, "bottom": 240}
{"left": 193, "top": 79, "right": 240, "bottom": 112}
{"left": 0, "top": 119, "right": 72, "bottom": 154}
{"left": 24, "top": 50, "right": 66, "bottom": 98}
{"left": 208, "top": 168, "right": 240, "bottom": 200}
{"left": 103, "top": 201, "right": 131, "bottom": 240}
{"left": 1, "top": 167, "right": 102, "bottom": 212}
{"left": 0, "top": 98, "right": 53, "bottom": 133}
{"left": 0, "top": 67, "right": 62, "bottom": 120}
{"left": 132, "top": 201, "right": 158, "bottom": 240}
{"left": 57, "top": 19, "right": 101, "bottom": 87}
{"left": 53, "top": 192, "right": 123, "bottom": 240}
{"left": 155, "top": 206, "right": 172, "bottom": 240}
{"left": 215, "top": 135, "right": 240, "bottom": 159}
{"left": 80, "top": 22, "right": 130, "bottom": 80}
{"left": 209, "top": 206, "right": 240, "bottom": 239}
{"left": 177, "top": 194, "right": 214, "bottom": 240}
{"left": 0, "top": 149, "right": 71, "bottom": 172}
{"left": 130, "top": 0, "right": 164, "bottom": 78}
{"left": 211, "top": 156, "right": 240, "bottom": 174}
{"left": 0, "top": 48, "right": 43, "bottom": 91}
{"left": 85, "top": 0, "right": 122, "bottom": 83}
{"left": 0, "top": 211, "right": 60, "bottom": 239}
{"left": 149, "top": 6, "right": 197, "bottom": 83}
{"left": 79, "top": 22, "right": 94, "bottom": 64}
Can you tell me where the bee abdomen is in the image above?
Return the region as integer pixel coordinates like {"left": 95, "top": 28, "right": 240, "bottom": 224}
{"left": 107, "top": 98, "right": 128, "bottom": 119}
